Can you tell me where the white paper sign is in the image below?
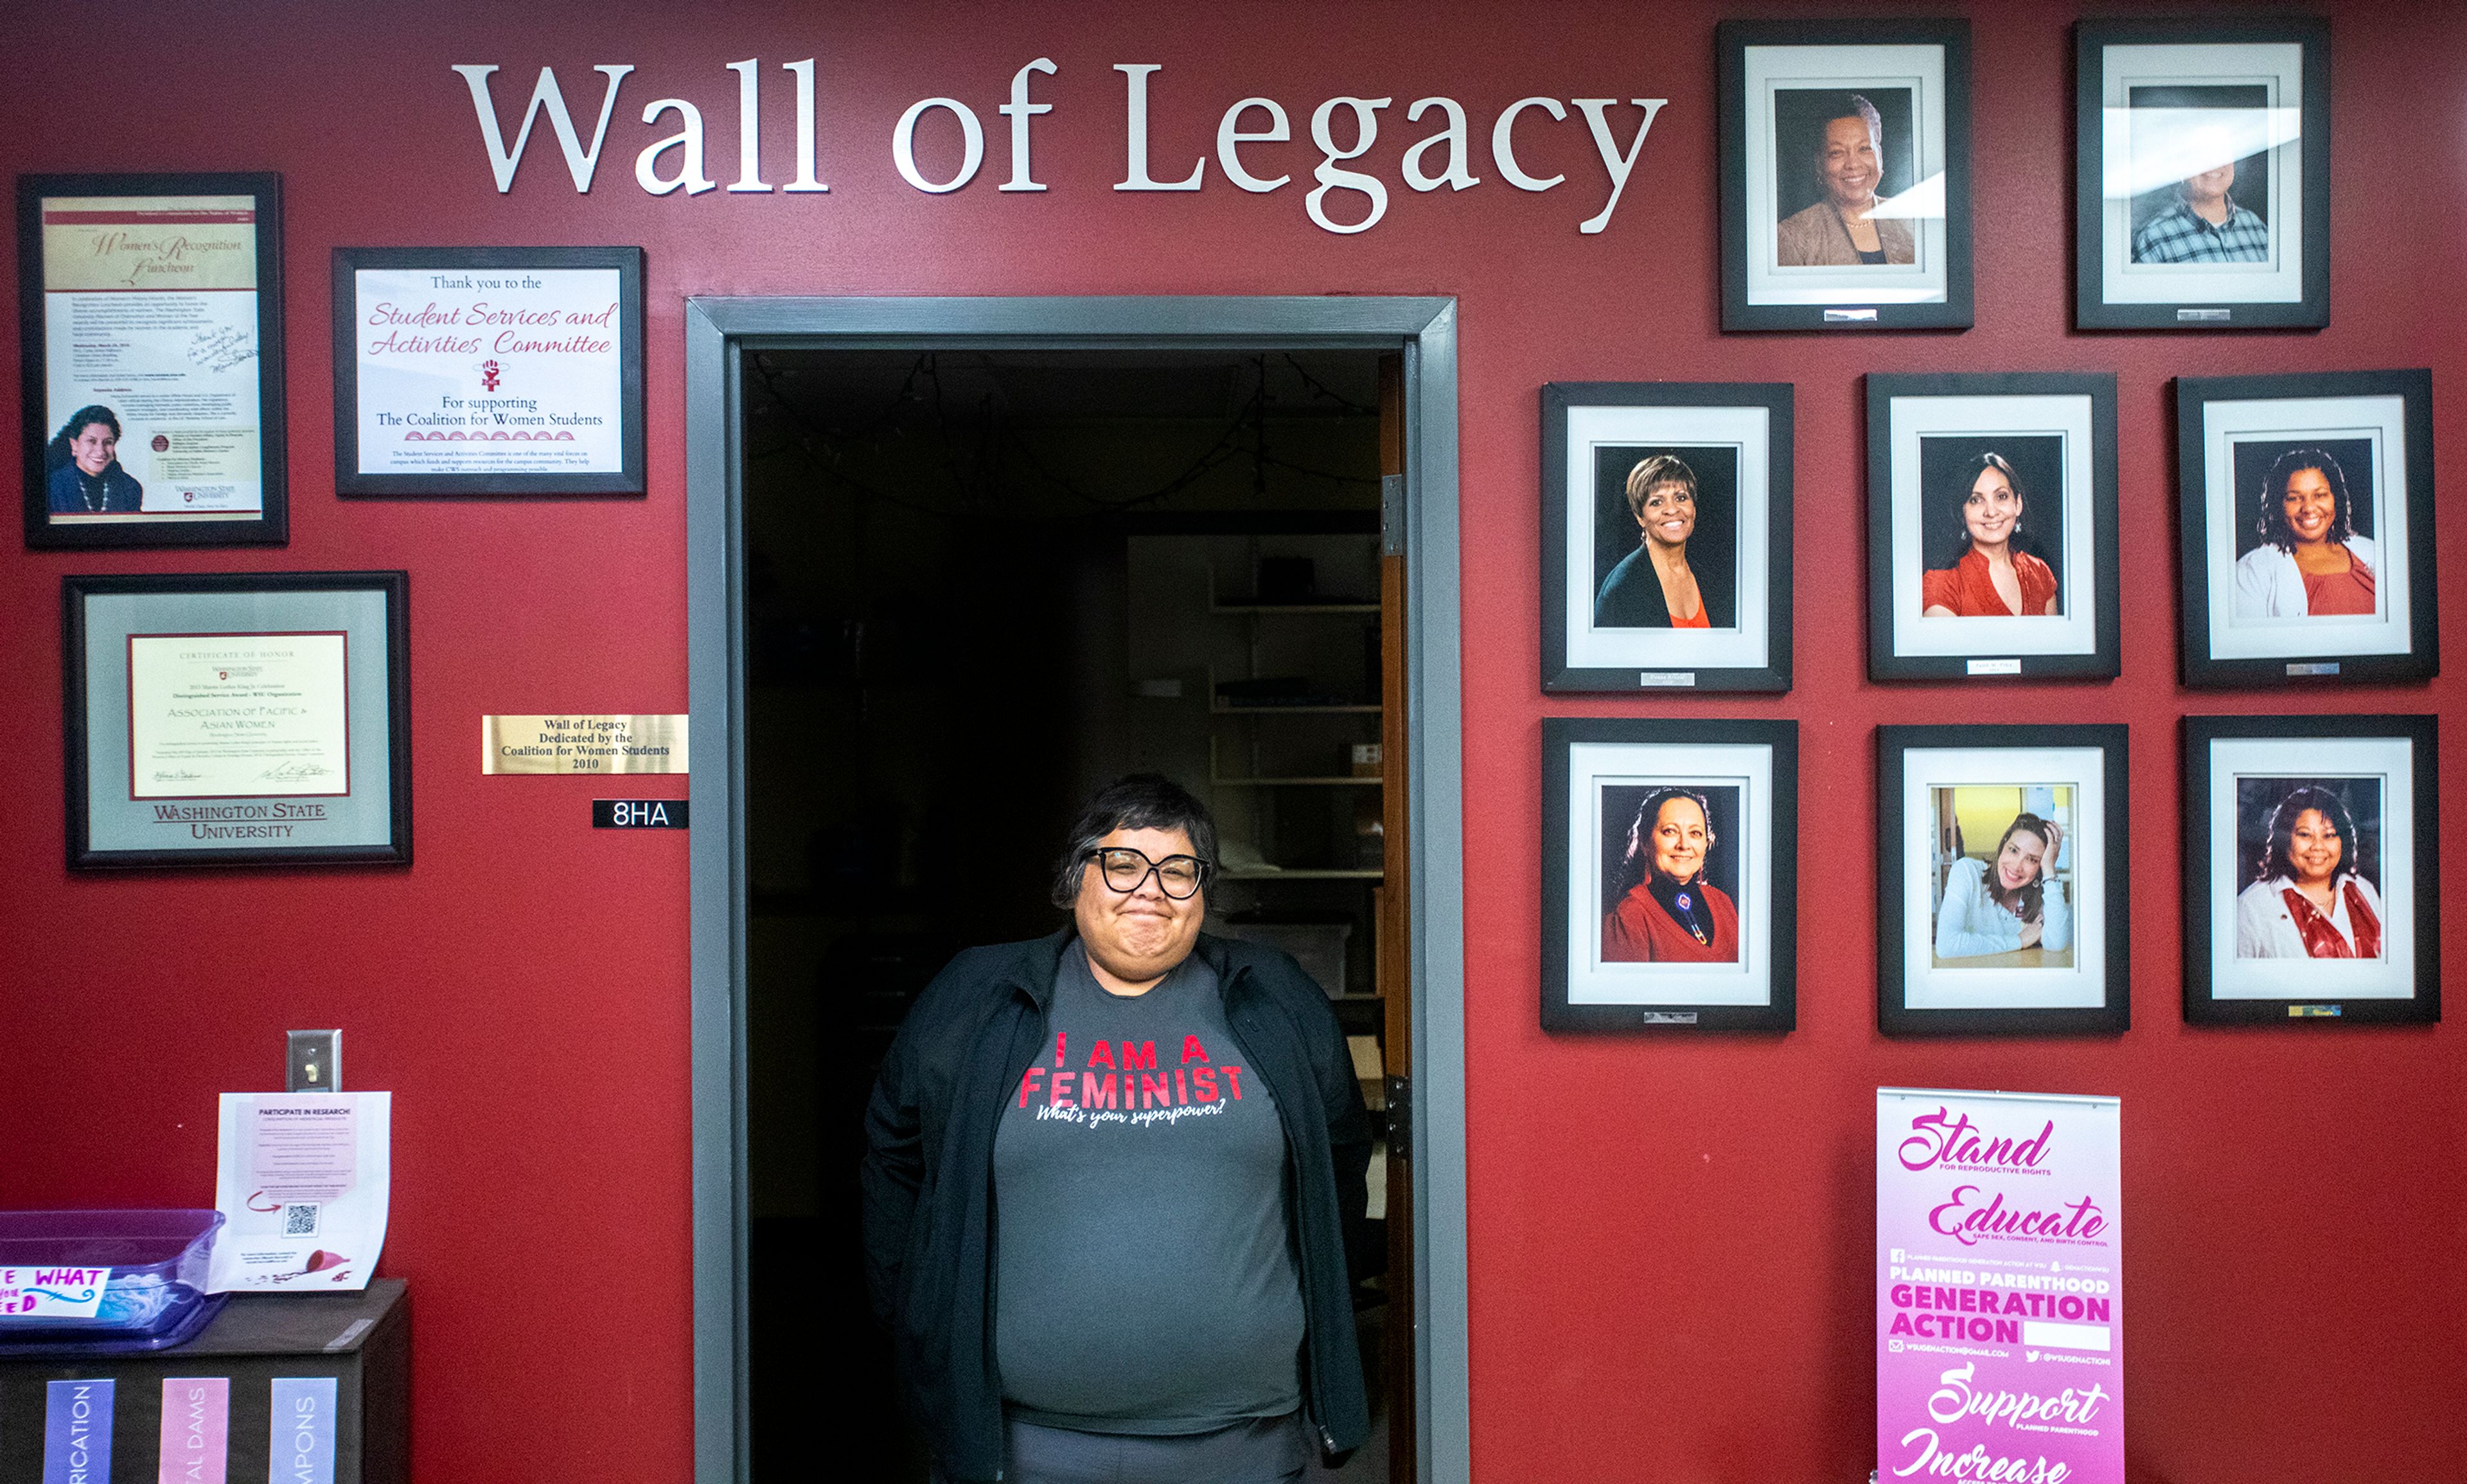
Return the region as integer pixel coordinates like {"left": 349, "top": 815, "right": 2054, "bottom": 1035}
{"left": 208, "top": 1092, "right": 391, "bottom": 1293}
{"left": 351, "top": 266, "right": 624, "bottom": 475}
{"left": 0, "top": 1266, "right": 111, "bottom": 1320}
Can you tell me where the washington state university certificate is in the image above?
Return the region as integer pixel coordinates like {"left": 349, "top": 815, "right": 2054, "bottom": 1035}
{"left": 126, "top": 632, "right": 349, "bottom": 798}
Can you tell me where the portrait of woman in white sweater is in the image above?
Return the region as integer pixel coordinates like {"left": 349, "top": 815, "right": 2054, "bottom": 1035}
{"left": 1934, "top": 811, "right": 2071, "bottom": 962}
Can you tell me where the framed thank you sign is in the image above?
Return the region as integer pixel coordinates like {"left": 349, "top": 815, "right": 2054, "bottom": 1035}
{"left": 332, "top": 246, "right": 644, "bottom": 496}
{"left": 2181, "top": 714, "right": 2437, "bottom": 1025}
{"left": 2175, "top": 369, "right": 2435, "bottom": 687}
{"left": 1540, "top": 382, "right": 1793, "bottom": 693}
{"left": 1718, "top": 18, "right": 1973, "bottom": 331}
{"left": 2074, "top": 17, "right": 2330, "bottom": 330}
{"left": 64, "top": 572, "right": 411, "bottom": 868}
{"left": 1541, "top": 718, "right": 1798, "bottom": 1033}
{"left": 17, "top": 173, "right": 288, "bottom": 549}
{"left": 1877, "top": 725, "right": 2130, "bottom": 1036}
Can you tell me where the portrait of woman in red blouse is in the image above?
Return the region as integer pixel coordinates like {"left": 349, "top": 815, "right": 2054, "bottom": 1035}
{"left": 1921, "top": 451, "right": 2061, "bottom": 619}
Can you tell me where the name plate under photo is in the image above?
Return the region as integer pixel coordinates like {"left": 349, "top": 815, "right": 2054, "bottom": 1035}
{"left": 482, "top": 714, "right": 686, "bottom": 775}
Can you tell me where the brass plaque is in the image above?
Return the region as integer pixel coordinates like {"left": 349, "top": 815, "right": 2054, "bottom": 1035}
{"left": 482, "top": 714, "right": 687, "bottom": 775}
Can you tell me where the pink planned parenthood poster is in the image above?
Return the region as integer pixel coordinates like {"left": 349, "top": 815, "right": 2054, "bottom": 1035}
{"left": 1877, "top": 1087, "right": 2121, "bottom": 1484}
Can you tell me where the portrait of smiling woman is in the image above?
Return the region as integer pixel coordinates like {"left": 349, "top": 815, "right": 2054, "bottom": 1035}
{"left": 1933, "top": 808, "right": 2071, "bottom": 963}
{"left": 1776, "top": 91, "right": 1916, "bottom": 267}
{"left": 2233, "top": 446, "right": 2380, "bottom": 621}
{"left": 1922, "top": 452, "right": 2060, "bottom": 619}
{"left": 1602, "top": 785, "right": 1741, "bottom": 964}
{"left": 1593, "top": 452, "right": 1734, "bottom": 631}
{"left": 2235, "top": 782, "right": 2383, "bottom": 960}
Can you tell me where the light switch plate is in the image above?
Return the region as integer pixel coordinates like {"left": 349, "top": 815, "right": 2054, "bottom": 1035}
{"left": 287, "top": 1029, "right": 340, "bottom": 1092}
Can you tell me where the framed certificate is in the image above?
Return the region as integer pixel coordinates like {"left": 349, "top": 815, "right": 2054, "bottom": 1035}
{"left": 64, "top": 572, "right": 411, "bottom": 868}
{"left": 332, "top": 246, "right": 644, "bottom": 496}
{"left": 17, "top": 173, "right": 288, "bottom": 549}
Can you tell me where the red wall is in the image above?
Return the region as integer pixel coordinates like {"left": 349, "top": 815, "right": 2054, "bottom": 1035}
{"left": 3, "top": 3, "right": 2458, "bottom": 1480}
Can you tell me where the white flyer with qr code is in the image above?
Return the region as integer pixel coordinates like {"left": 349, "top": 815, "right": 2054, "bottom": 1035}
{"left": 207, "top": 1091, "right": 391, "bottom": 1293}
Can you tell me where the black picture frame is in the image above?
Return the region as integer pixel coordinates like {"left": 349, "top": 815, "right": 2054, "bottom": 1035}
{"left": 2074, "top": 17, "right": 2331, "bottom": 331}
{"left": 64, "top": 572, "right": 411, "bottom": 869}
{"left": 1718, "top": 18, "right": 1974, "bottom": 332}
{"left": 1540, "top": 382, "right": 1793, "bottom": 693}
{"left": 2180, "top": 714, "right": 2437, "bottom": 1025}
{"left": 18, "top": 172, "right": 287, "bottom": 549}
{"left": 1866, "top": 373, "right": 2121, "bottom": 682}
{"left": 2174, "top": 369, "right": 2436, "bottom": 687}
{"left": 1541, "top": 717, "right": 1798, "bottom": 1034}
{"left": 332, "top": 246, "right": 645, "bottom": 497}
{"left": 1877, "top": 724, "right": 2130, "bottom": 1037}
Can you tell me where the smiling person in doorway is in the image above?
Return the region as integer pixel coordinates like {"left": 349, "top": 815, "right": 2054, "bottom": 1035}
{"left": 2234, "top": 448, "right": 2378, "bottom": 621}
{"left": 45, "top": 404, "right": 145, "bottom": 514}
{"left": 1776, "top": 93, "right": 1915, "bottom": 267}
{"left": 862, "top": 773, "right": 1371, "bottom": 1484}
{"left": 1594, "top": 453, "right": 1731, "bottom": 630}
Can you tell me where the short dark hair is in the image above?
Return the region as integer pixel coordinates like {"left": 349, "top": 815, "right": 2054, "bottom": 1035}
{"left": 1623, "top": 453, "right": 1699, "bottom": 524}
{"left": 2255, "top": 448, "right": 2354, "bottom": 552}
{"left": 2259, "top": 786, "right": 2365, "bottom": 889}
{"left": 1050, "top": 773, "right": 1219, "bottom": 908}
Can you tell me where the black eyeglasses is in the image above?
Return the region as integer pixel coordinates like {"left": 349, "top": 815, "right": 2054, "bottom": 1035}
{"left": 1084, "top": 847, "right": 1210, "bottom": 899}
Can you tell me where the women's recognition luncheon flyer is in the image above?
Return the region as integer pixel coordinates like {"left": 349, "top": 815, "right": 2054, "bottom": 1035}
{"left": 349, "top": 263, "right": 624, "bottom": 477}
{"left": 41, "top": 193, "right": 267, "bottom": 522}
{"left": 1877, "top": 1088, "right": 2123, "bottom": 1484}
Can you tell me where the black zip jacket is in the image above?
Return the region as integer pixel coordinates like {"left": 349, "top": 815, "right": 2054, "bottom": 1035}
{"left": 861, "top": 928, "right": 1373, "bottom": 1482}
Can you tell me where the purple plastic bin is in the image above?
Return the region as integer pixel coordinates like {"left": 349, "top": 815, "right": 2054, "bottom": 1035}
{"left": 0, "top": 1209, "right": 225, "bottom": 1352}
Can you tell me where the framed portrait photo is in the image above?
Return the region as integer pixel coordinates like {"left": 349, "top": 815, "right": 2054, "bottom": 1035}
{"left": 1540, "top": 382, "right": 1792, "bottom": 693}
{"left": 2175, "top": 369, "right": 2436, "bottom": 687}
{"left": 17, "top": 173, "right": 287, "bottom": 549}
{"left": 2182, "top": 714, "right": 2437, "bottom": 1025}
{"left": 64, "top": 572, "right": 411, "bottom": 869}
{"left": 1877, "top": 725, "right": 2129, "bottom": 1036}
{"left": 333, "top": 246, "right": 645, "bottom": 496}
{"left": 1866, "top": 373, "right": 2120, "bottom": 682}
{"left": 2074, "top": 17, "right": 2330, "bottom": 330}
{"left": 1718, "top": 18, "right": 1972, "bottom": 331}
{"left": 1541, "top": 718, "right": 1797, "bottom": 1033}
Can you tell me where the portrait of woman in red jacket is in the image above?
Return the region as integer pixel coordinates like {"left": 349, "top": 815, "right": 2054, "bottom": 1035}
{"left": 1602, "top": 786, "right": 1741, "bottom": 963}
{"left": 1921, "top": 451, "right": 2062, "bottom": 619}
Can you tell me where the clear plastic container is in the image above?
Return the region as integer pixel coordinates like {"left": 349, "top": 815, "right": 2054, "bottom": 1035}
{"left": 0, "top": 1209, "right": 224, "bottom": 1347}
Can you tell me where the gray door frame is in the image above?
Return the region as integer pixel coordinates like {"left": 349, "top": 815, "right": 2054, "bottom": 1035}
{"left": 683, "top": 296, "right": 1469, "bottom": 1484}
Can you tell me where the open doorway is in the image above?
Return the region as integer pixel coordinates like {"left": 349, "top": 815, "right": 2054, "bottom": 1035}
{"left": 737, "top": 348, "right": 1403, "bottom": 1479}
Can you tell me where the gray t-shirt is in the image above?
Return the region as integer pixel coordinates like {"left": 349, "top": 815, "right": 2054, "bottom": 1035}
{"left": 993, "top": 946, "right": 1306, "bottom": 1434}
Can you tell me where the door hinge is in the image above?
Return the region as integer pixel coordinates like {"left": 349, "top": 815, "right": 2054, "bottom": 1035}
{"left": 1380, "top": 474, "right": 1406, "bottom": 556}
{"left": 1383, "top": 1074, "right": 1411, "bottom": 1160}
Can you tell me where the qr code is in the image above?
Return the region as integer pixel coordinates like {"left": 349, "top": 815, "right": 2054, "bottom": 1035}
{"left": 283, "top": 1203, "right": 321, "bottom": 1237}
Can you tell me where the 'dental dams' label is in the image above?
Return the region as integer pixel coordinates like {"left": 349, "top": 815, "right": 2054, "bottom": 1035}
{"left": 44, "top": 1378, "right": 114, "bottom": 1484}
{"left": 159, "top": 1377, "right": 231, "bottom": 1484}
{"left": 268, "top": 1377, "right": 337, "bottom": 1484}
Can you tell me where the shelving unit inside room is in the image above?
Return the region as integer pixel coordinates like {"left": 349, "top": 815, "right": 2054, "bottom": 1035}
{"left": 1127, "top": 527, "right": 1387, "bottom": 1030}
